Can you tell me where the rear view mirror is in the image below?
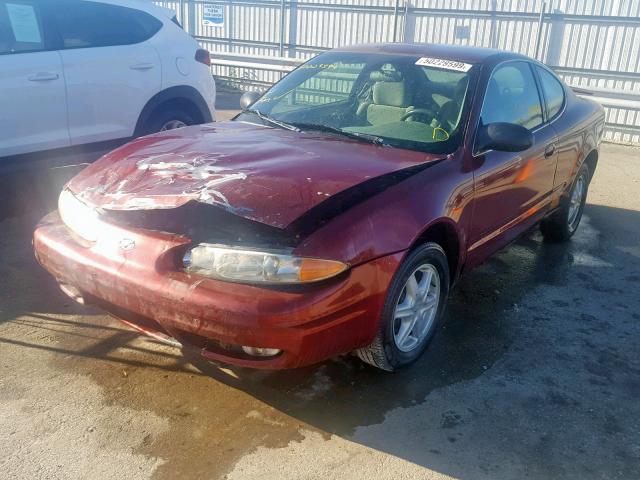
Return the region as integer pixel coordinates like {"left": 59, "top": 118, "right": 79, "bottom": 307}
{"left": 476, "top": 122, "right": 533, "bottom": 153}
{"left": 240, "top": 91, "right": 261, "bottom": 111}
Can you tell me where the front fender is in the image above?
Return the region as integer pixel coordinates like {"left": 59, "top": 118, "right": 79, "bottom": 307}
{"left": 294, "top": 153, "right": 474, "bottom": 268}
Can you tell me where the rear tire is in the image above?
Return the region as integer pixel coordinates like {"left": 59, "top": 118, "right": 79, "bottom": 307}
{"left": 540, "top": 162, "right": 590, "bottom": 242}
{"left": 142, "top": 108, "right": 196, "bottom": 135}
{"left": 355, "top": 243, "right": 450, "bottom": 371}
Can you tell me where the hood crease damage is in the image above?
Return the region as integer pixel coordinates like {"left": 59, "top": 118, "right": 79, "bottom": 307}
{"left": 68, "top": 122, "right": 444, "bottom": 238}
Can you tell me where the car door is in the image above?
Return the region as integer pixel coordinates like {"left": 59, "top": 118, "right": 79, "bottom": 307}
{"left": 467, "top": 60, "right": 558, "bottom": 266}
{"left": 50, "top": 0, "right": 162, "bottom": 146}
{"left": 0, "top": 0, "right": 69, "bottom": 158}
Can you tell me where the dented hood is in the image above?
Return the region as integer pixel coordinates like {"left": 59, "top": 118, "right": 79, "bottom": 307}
{"left": 68, "top": 121, "right": 441, "bottom": 229}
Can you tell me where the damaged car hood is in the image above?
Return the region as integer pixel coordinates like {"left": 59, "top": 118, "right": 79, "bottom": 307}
{"left": 68, "top": 121, "right": 442, "bottom": 229}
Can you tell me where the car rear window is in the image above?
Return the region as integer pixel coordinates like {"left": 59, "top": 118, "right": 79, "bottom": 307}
{"left": 537, "top": 66, "right": 565, "bottom": 120}
{"left": 53, "top": 0, "right": 162, "bottom": 49}
{"left": 0, "top": 1, "right": 46, "bottom": 54}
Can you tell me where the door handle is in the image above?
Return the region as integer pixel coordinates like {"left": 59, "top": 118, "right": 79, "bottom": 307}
{"left": 28, "top": 72, "right": 59, "bottom": 82}
{"left": 130, "top": 63, "right": 155, "bottom": 71}
{"left": 544, "top": 144, "right": 556, "bottom": 158}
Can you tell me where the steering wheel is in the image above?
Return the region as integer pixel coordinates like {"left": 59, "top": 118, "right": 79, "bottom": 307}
{"left": 400, "top": 108, "right": 436, "bottom": 123}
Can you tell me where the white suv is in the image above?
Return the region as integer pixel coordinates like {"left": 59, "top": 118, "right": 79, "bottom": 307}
{"left": 0, "top": 0, "right": 216, "bottom": 159}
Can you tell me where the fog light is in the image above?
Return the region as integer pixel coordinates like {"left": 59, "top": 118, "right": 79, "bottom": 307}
{"left": 241, "top": 346, "right": 281, "bottom": 357}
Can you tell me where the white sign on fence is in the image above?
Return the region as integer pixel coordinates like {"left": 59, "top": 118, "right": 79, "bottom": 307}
{"left": 202, "top": 4, "right": 224, "bottom": 28}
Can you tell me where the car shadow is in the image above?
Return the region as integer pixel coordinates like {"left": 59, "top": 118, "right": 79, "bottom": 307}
{"left": 183, "top": 202, "right": 640, "bottom": 479}
{"left": 186, "top": 229, "right": 573, "bottom": 432}
{"left": 0, "top": 157, "right": 91, "bottom": 222}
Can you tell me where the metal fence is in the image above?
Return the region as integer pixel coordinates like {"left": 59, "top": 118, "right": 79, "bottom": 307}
{"left": 156, "top": 0, "right": 640, "bottom": 144}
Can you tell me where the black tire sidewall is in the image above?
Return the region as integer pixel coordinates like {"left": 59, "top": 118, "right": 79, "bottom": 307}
{"left": 144, "top": 109, "right": 195, "bottom": 135}
{"left": 541, "top": 162, "right": 590, "bottom": 242}
{"left": 567, "top": 164, "right": 590, "bottom": 235}
{"left": 380, "top": 243, "right": 450, "bottom": 369}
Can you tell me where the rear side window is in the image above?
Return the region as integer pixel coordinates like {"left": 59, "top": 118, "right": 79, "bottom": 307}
{"left": 0, "top": 1, "right": 46, "bottom": 54}
{"left": 481, "top": 61, "right": 543, "bottom": 130}
{"left": 537, "top": 67, "right": 565, "bottom": 120}
{"left": 53, "top": 1, "right": 162, "bottom": 49}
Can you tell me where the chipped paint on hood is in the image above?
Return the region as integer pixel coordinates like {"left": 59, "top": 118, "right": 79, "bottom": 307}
{"left": 68, "top": 121, "right": 442, "bottom": 229}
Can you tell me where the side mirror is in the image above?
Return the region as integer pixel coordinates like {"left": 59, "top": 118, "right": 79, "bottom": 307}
{"left": 476, "top": 122, "right": 533, "bottom": 153}
{"left": 240, "top": 91, "right": 261, "bottom": 111}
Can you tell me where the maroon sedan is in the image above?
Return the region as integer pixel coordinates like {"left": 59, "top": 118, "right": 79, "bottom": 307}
{"left": 34, "top": 44, "right": 605, "bottom": 371}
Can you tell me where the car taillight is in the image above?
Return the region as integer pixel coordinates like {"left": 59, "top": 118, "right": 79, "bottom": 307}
{"left": 195, "top": 49, "right": 211, "bottom": 66}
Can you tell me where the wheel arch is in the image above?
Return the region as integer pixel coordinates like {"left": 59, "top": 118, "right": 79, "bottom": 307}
{"left": 409, "top": 219, "right": 463, "bottom": 285}
{"left": 582, "top": 149, "right": 598, "bottom": 182}
{"left": 134, "top": 86, "right": 214, "bottom": 136}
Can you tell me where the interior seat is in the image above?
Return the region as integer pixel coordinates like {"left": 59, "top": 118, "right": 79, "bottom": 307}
{"left": 364, "top": 71, "right": 414, "bottom": 126}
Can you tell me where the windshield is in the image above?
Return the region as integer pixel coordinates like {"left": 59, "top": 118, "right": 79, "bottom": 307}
{"left": 239, "top": 51, "right": 477, "bottom": 154}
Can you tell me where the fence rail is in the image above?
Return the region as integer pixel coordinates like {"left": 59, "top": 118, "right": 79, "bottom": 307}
{"left": 155, "top": 0, "right": 640, "bottom": 145}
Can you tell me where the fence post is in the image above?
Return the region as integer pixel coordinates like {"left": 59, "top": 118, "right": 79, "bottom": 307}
{"left": 534, "top": 0, "right": 548, "bottom": 60}
{"left": 228, "top": 0, "right": 234, "bottom": 51}
{"left": 188, "top": 0, "right": 196, "bottom": 36}
{"left": 392, "top": 0, "right": 400, "bottom": 43}
{"left": 279, "top": 0, "right": 286, "bottom": 57}
{"left": 402, "top": 0, "right": 412, "bottom": 43}
{"left": 287, "top": 0, "right": 298, "bottom": 58}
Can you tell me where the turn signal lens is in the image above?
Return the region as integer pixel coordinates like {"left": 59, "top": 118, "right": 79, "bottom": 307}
{"left": 299, "top": 258, "right": 347, "bottom": 282}
{"left": 183, "top": 244, "right": 348, "bottom": 284}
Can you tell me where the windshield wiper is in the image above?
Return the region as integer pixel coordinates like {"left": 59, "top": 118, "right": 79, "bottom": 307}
{"left": 247, "top": 109, "right": 300, "bottom": 132}
{"left": 291, "top": 123, "right": 388, "bottom": 146}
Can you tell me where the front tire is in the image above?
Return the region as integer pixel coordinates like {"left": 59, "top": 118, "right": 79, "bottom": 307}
{"left": 540, "top": 163, "right": 590, "bottom": 242}
{"left": 356, "top": 243, "right": 450, "bottom": 371}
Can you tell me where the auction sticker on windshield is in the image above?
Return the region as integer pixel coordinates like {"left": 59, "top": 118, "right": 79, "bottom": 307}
{"left": 415, "top": 57, "right": 473, "bottom": 72}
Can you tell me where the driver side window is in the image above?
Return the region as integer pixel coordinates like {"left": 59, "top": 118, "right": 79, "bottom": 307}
{"left": 481, "top": 62, "right": 543, "bottom": 130}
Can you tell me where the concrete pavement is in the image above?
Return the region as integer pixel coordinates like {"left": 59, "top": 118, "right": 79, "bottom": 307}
{"left": 0, "top": 105, "right": 638, "bottom": 479}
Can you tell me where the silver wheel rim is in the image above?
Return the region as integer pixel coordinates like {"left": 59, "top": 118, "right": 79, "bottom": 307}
{"left": 160, "top": 120, "right": 187, "bottom": 131}
{"left": 568, "top": 175, "right": 585, "bottom": 231}
{"left": 393, "top": 263, "right": 441, "bottom": 353}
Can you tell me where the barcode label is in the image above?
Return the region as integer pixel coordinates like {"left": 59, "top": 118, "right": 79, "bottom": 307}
{"left": 415, "top": 57, "right": 473, "bottom": 72}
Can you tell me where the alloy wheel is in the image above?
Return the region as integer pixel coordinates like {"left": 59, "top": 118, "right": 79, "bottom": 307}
{"left": 392, "top": 263, "right": 441, "bottom": 352}
{"left": 568, "top": 175, "right": 585, "bottom": 231}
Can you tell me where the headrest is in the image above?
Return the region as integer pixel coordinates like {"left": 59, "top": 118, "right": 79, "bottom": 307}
{"left": 370, "top": 70, "right": 403, "bottom": 82}
{"left": 372, "top": 81, "right": 410, "bottom": 108}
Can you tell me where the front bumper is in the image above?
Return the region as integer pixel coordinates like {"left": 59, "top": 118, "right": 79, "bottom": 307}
{"left": 33, "top": 212, "right": 403, "bottom": 369}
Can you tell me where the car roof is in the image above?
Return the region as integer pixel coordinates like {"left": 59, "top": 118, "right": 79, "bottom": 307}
{"left": 77, "top": 0, "right": 175, "bottom": 20}
{"left": 334, "top": 43, "right": 525, "bottom": 65}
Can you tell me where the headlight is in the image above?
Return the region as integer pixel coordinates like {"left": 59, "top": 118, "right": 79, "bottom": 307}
{"left": 183, "top": 244, "right": 347, "bottom": 284}
{"left": 58, "top": 189, "right": 101, "bottom": 243}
